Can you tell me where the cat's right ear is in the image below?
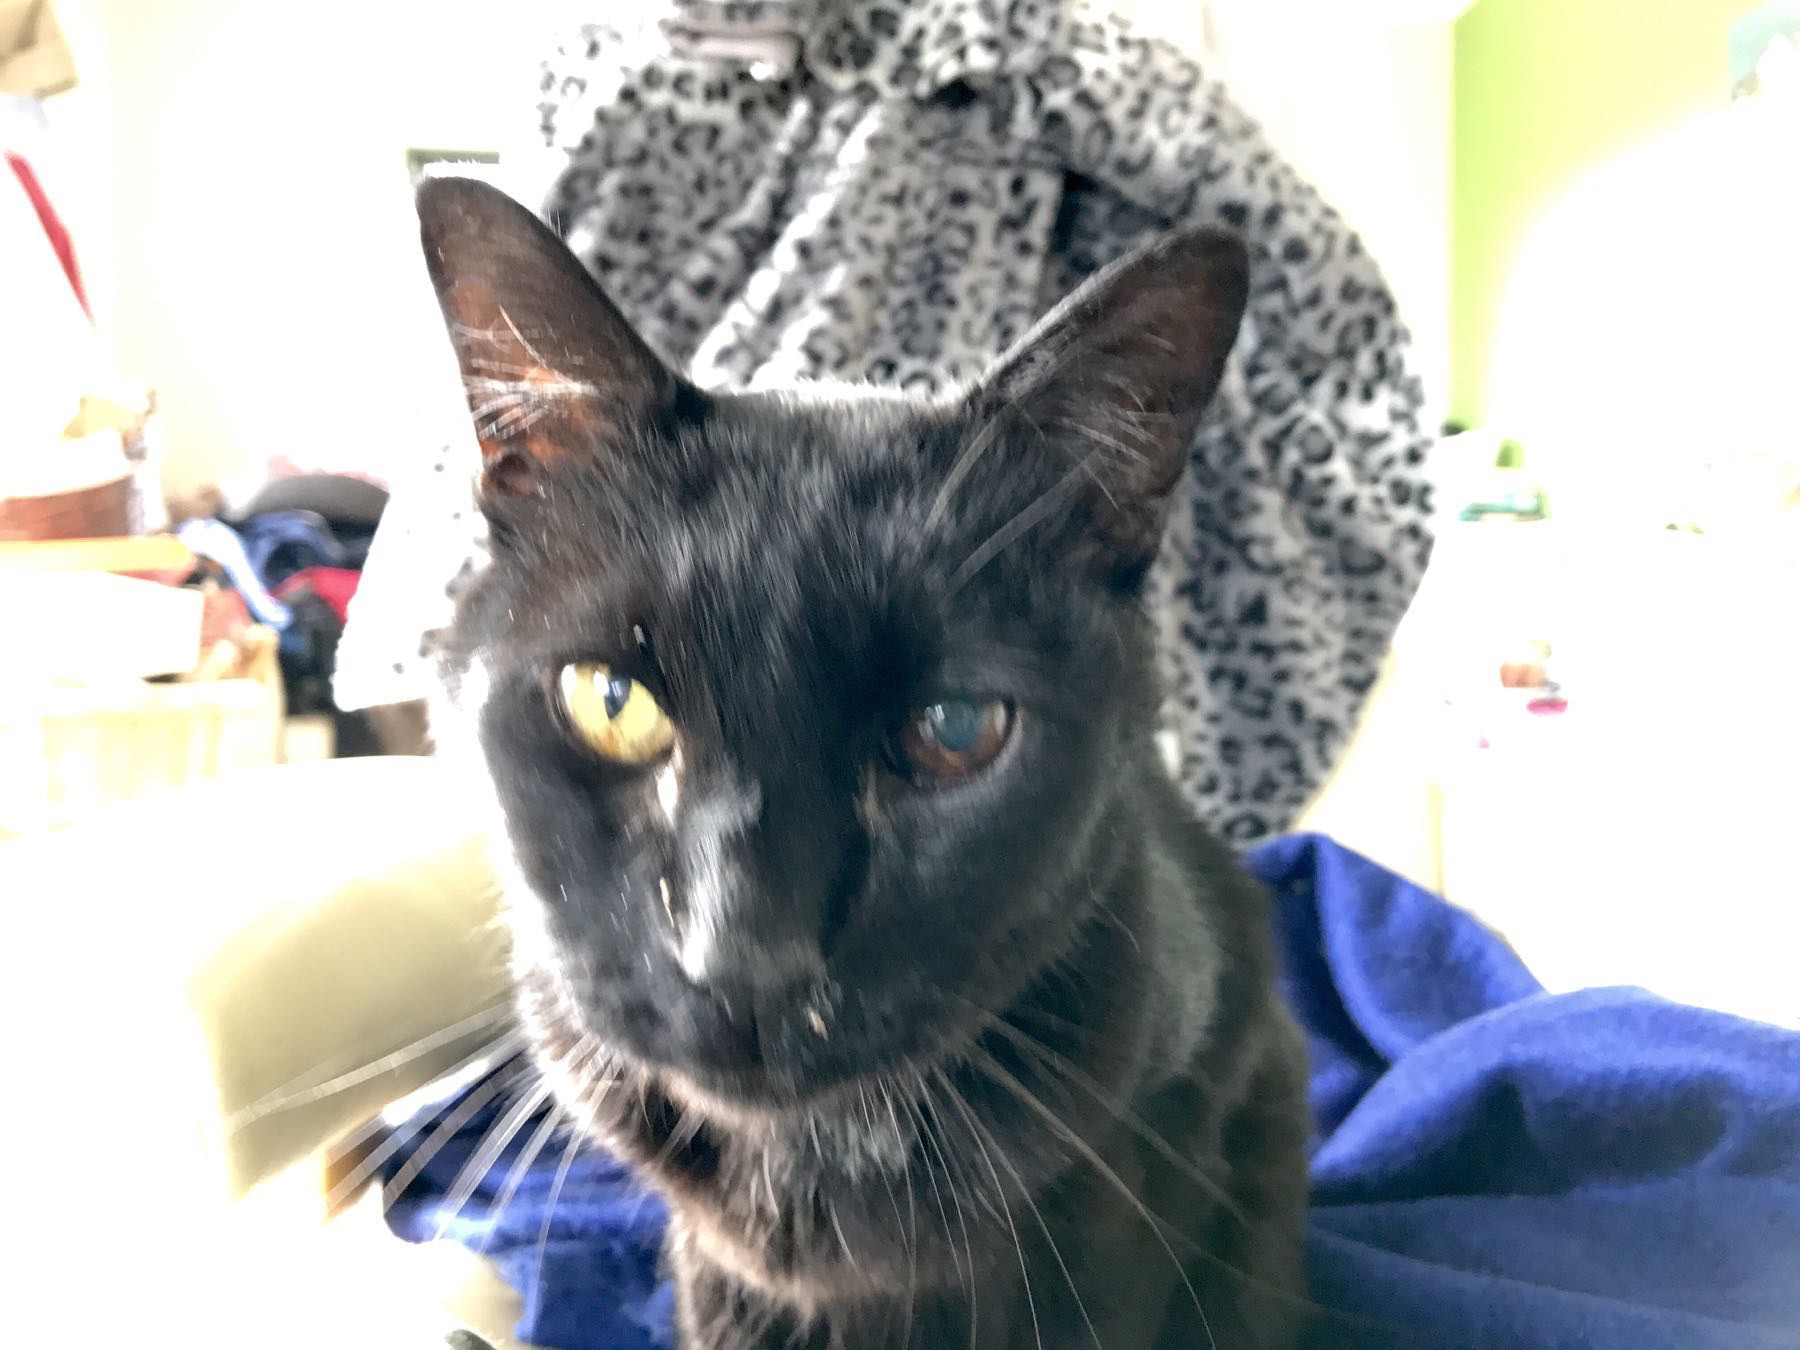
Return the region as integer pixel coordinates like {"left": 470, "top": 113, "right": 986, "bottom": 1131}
{"left": 416, "top": 177, "right": 681, "bottom": 501}
{"left": 967, "top": 227, "right": 1249, "bottom": 586}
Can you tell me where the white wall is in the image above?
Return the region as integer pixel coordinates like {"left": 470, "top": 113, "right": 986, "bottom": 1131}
{"left": 1487, "top": 100, "right": 1799, "bottom": 538}
{"left": 59, "top": 0, "right": 568, "bottom": 491}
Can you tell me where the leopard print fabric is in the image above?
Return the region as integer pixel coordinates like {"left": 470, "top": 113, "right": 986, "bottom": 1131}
{"left": 336, "top": 0, "right": 1434, "bottom": 843}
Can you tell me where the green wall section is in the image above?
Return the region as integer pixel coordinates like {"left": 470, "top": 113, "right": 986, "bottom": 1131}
{"left": 1451, "top": 0, "right": 1749, "bottom": 426}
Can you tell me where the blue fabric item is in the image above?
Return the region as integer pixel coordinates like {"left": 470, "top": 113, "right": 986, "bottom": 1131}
{"left": 174, "top": 517, "right": 290, "bottom": 628}
{"left": 236, "top": 509, "right": 349, "bottom": 589}
{"left": 383, "top": 835, "right": 1800, "bottom": 1348}
{"left": 382, "top": 1098, "right": 674, "bottom": 1350}
{"left": 1259, "top": 835, "right": 1800, "bottom": 1349}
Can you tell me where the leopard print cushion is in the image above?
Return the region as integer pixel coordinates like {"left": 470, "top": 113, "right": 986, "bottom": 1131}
{"left": 337, "top": 0, "right": 1435, "bottom": 844}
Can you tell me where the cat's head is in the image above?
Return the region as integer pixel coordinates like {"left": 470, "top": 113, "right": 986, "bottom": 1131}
{"left": 418, "top": 178, "right": 1247, "bottom": 1116}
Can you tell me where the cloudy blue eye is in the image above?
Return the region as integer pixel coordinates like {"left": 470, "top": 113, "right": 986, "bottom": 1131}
{"left": 894, "top": 698, "right": 1014, "bottom": 783}
{"left": 928, "top": 700, "right": 986, "bottom": 753}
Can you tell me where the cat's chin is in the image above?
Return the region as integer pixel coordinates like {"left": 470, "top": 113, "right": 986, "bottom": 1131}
{"left": 517, "top": 961, "right": 874, "bottom": 1134}
{"left": 657, "top": 1064, "right": 827, "bottom": 1131}
{"left": 601, "top": 1040, "right": 917, "bottom": 1137}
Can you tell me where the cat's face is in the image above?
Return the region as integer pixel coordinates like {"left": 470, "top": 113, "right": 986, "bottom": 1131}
{"left": 419, "top": 180, "right": 1247, "bottom": 1114}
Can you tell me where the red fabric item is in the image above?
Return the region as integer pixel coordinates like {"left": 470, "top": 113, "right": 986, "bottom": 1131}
{"left": 274, "top": 565, "right": 362, "bottom": 624}
{"left": 5, "top": 151, "right": 89, "bottom": 316}
{"left": 198, "top": 583, "right": 256, "bottom": 651}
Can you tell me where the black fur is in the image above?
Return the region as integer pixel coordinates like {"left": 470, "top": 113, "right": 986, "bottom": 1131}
{"left": 420, "top": 178, "right": 1309, "bottom": 1348}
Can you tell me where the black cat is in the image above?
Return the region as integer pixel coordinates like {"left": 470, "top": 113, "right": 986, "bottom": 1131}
{"left": 418, "top": 176, "right": 1309, "bottom": 1349}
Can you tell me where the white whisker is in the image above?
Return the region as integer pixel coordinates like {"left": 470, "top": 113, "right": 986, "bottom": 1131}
{"left": 950, "top": 1073, "right": 1103, "bottom": 1350}
{"left": 369, "top": 1061, "right": 532, "bottom": 1213}
{"left": 980, "top": 1013, "right": 1248, "bottom": 1228}
{"left": 478, "top": 1103, "right": 567, "bottom": 1253}
{"left": 430, "top": 1077, "right": 557, "bottom": 1240}
{"left": 965, "top": 1046, "right": 1218, "bottom": 1350}
{"left": 903, "top": 1078, "right": 976, "bottom": 1341}
{"left": 950, "top": 460, "right": 1091, "bottom": 592}
{"left": 498, "top": 303, "right": 558, "bottom": 374}
{"left": 227, "top": 1004, "right": 514, "bottom": 1131}
{"left": 532, "top": 1125, "right": 586, "bottom": 1298}
{"left": 932, "top": 1067, "right": 1043, "bottom": 1350}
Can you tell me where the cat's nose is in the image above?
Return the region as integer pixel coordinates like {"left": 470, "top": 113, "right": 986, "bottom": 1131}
{"left": 671, "top": 918, "right": 825, "bottom": 999}
{"left": 661, "top": 771, "right": 834, "bottom": 1001}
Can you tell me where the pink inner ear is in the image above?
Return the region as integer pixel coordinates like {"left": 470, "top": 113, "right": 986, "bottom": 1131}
{"left": 477, "top": 427, "right": 575, "bottom": 471}
{"left": 482, "top": 446, "right": 541, "bottom": 497}
{"left": 455, "top": 296, "right": 603, "bottom": 469}
{"left": 421, "top": 190, "right": 678, "bottom": 482}
{"left": 467, "top": 374, "right": 596, "bottom": 467}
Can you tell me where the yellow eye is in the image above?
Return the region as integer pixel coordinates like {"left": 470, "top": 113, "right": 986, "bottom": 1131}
{"left": 558, "top": 662, "right": 675, "bottom": 763}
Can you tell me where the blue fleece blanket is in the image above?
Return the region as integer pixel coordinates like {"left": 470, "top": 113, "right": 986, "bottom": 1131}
{"left": 384, "top": 835, "right": 1800, "bottom": 1348}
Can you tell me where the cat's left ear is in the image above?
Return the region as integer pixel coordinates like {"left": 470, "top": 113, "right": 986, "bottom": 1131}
{"left": 416, "top": 177, "right": 683, "bottom": 501}
{"left": 971, "top": 228, "right": 1250, "bottom": 580}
